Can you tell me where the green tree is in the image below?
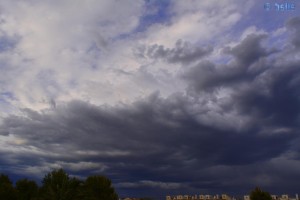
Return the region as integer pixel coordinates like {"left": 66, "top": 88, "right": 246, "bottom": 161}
{"left": 15, "top": 178, "right": 39, "bottom": 200}
{"left": 250, "top": 187, "right": 272, "bottom": 200}
{"left": 0, "top": 174, "right": 17, "bottom": 200}
{"left": 40, "top": 169, "right": 81, "bottom": 200}
{"left": 82, "top": 175, "right": 118, "bottom": 200}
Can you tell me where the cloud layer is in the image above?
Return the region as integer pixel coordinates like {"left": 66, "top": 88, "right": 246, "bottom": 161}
{"left": 0, "top": 0, "right": 300, "bottom": 199}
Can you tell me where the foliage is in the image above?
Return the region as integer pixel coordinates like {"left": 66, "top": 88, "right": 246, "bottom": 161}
{"left": 81, "top": 175, "right": 118, "bottom": 200}
{"left": 250, "top": 187, "right": 272, "bottom": 200}
{"left": 16, "top": 178, "right": 38, "bottom": 200}
{"left": 40, "top": 169, "right": 82, "bottom": 200}
{"left": 0, "top": 174, "right": 17, "bottom": 200}
{"left": 0, "top": 169, "right": 118, "bottom": 200}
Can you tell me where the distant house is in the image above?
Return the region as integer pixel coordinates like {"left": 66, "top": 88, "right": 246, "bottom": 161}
{"left": 169, "top": 194, "right": 298, "bottom": 200}
{"left": 167, "top": 194, "right": 231, "bottom": 200}
{"left": 271, "top": 195, "right": 279, "bottom": 200}
{"left": 244, "top": 195, "right": 250, "bottom": 200}
{"left": 121, "top": 198, "right": 142, "bottom": 200}
{"left": 222, "top": 194, "right": 231, "bottom": 200}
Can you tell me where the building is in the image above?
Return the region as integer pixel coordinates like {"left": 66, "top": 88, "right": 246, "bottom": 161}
{"left": 169, "top": 194, "right": 298, "bottom": 200}
{"left": 167, "top": 194, "right": 231, "bottom": 200}
{"left": 222, "top": 194, "right": 231, "bottom": 200}
{"left": 244, "top": 195, "right": 250, "bottom": 200}
{"left": 271, "top": 195, "right": 279, "bottom": 200}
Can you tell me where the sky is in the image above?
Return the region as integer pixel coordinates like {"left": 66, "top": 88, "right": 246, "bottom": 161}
{"left": 0, "top": 0, "right": 300, "bottom": 199}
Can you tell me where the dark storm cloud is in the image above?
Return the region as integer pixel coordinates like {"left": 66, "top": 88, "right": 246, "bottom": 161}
{"left": 0, "top": 91, "right": 298, "bottom": 194}
{"left": 233, "top": 62, "right": 300, "bottom": 127}
{"left": 181, "top": 30, "right": 300, "bottom": 172}
{"left": 183, "top": 25, "right": 300, "bottom": 129}
{"left": 1, "top": 17, "right": 300, "bottom": 199}
{"left": 137, "top": 39, "right": 213, "bottom": 64}
{"left": 182, "top": 33, "right": 279, "bottom": 91}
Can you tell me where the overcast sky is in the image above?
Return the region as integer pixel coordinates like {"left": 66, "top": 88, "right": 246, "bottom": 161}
{"left": 0, "top": 0, "right": 300, "bottom": 199}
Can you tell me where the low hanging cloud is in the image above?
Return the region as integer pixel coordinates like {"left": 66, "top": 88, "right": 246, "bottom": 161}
{"left": 116, "top": 181, "right": 184, "bottom": 190}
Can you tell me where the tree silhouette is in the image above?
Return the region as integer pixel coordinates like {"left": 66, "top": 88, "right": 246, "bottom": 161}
{"left": 82, "top": 175, "right": 118, "bottom": 200}
{"left": 0, "top": 169, "right": 119, "bottom": 200}
{"left": 250, "top": 187, "right": 272, "bottom": 200}
{"left": 0, "top": 174, "right": 17, "bottom": 200}
{"left": 40, "top": 169, "right": 82, "bottom": 200}
{"left": 15, "top": 178, "right": 38, "bottom": 200}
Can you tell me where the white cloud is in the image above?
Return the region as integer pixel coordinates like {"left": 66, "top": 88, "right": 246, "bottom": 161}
{"left": 0, "top": 0, "right": 144, "bottom": 111}
{"left": 0, "top": 0, "right": 256, "bottom": 114}
{"left": 141, "top": 0, "right": 253, "bottom": 47}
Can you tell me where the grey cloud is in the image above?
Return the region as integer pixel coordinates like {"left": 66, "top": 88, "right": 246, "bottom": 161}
{"left": 233, "top": 63, "right": 300, "bottom": 127}
{"left": 173, "top": 23, "right": 300, "bottom": 193}
{"left": 181, "top": 34, "right": 275, "bottom": 91}
{"left": 286, "top": 17, "right": 300, "bottom": 49}
{"left": 182, "top": 31, "right": 300, "bottom": 136}
{"left": 117, "top": 181, "right": 184, "bottom": 190}
{"left": 139, "top": 39, "right": 213, "bottom": 64}
{"left": 0, "top": 36, "right": 19, "bottom": 52}
{"left": 223, "top": 34, "right": 274, "bottom": 66}
{"left": 181, "top": 30, "right": 300, "bottom": 102}
{"left": 0, "top": 128, "right": 9, "bottom": 135}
